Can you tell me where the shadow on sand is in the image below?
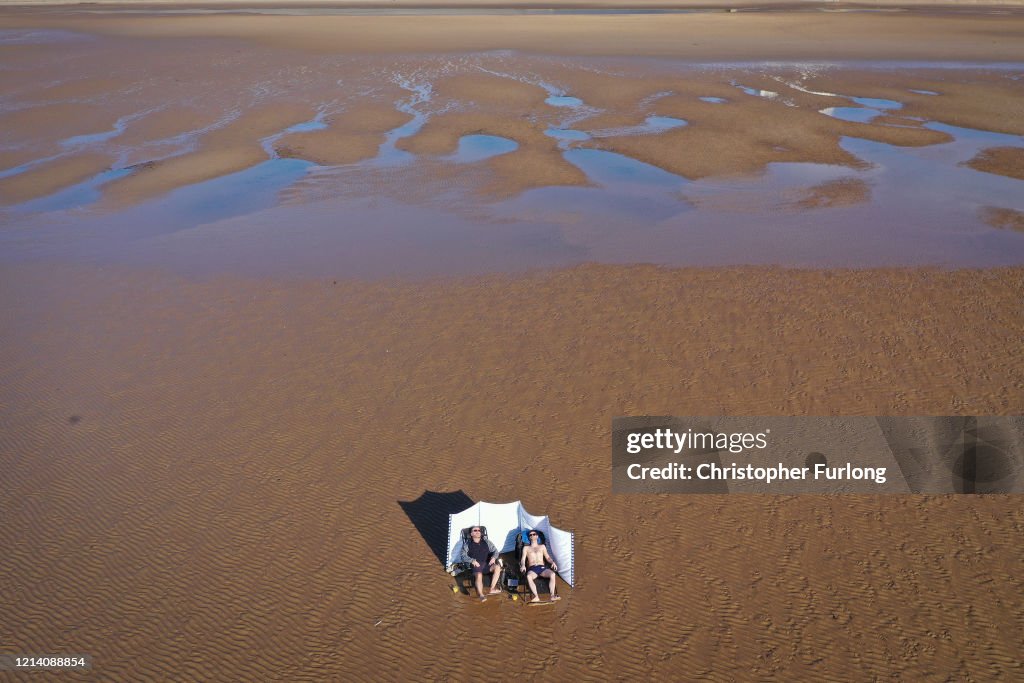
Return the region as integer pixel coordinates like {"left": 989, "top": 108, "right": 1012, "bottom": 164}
{"left": 398, "top": 490, "right": 474, "bottom": 568}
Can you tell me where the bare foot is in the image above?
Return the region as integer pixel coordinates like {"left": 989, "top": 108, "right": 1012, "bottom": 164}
{"left": 529, "top": 596, "right": 541, "bottom": 603}
{"left": 489, "top": 589, "right": 502, "bottom": 595}
{"left": 550, "top": 595, "right": 562, "bottom": 601}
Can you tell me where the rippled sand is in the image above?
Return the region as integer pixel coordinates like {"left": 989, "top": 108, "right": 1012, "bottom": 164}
{"left": 2, "top": 262, "right": 1023, "bottom": 679}
{"left": 1, "top": 7, "right": 1023, "bottom": 681}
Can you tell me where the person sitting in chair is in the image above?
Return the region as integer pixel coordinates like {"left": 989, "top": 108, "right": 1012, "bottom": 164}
{"left": 520, "top": 530, "right": 560, "bottom": 602}
{"left": 460, "top": 526, "right": 502, "bottom": 601}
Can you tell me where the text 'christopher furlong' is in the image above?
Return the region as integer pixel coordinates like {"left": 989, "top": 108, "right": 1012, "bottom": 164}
{"left": 627, "top": 462, "right": 888, "bottom": 484}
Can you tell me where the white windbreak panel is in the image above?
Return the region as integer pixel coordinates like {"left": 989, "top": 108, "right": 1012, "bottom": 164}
{"left": 478, "top": 501, "right": 522, "bottom": 552}
{"left": 543, "top": 525, "right": 574, "bottom": 588}
{"left": 519, "top": 508, "right": 546, "bottom": 531}
{"left": 446, "top": 500, "right": 575, "bottom": 587}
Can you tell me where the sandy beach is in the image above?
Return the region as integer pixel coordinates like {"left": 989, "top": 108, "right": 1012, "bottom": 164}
{"left": 2, "top": 262, "right": 1023, "bottom": 679}
{"left": 1, "top": 5, "right": 1023, "bottom": 680}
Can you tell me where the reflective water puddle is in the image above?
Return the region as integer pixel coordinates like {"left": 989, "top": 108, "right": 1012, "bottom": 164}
{"left": 545, "top": 127, "right": 591, "bottom": 143}
{"left": 150, "top": 157, "right": 316, "bottom": 227}
{"left": 850, "top": 96, "right": 902, "bottom": 110}
{"left": 732, "top": 83, "right": 780, "bottom": 99}
{"left": 821, "top": 106, "right": 885, "bottom": 123}
{"left": 374, "top": 80, "right": 433, "bottom": 166}
{"left": 589, "top": 116, "right": 687, "bottom": 139}
{"left": 546, "top": 95, "right": 584, "bottom": 108}
{"left": 61, "top": 110, "right": 156, "bottom": 149}
{"left": 447, "top": 134, "right": 518, "bottom": 163}
{"left": 819, "top": 95, "right": 904, "bottom": 123}
{"left": 14, "top": 167, "right": 132, "bottom": 214}
{"left": 564, "top": 148, "right": 685, "bottom": 190}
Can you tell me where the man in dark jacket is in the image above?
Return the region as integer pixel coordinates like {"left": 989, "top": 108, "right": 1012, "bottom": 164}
{"left": 459, "top": 526, "right": 502, "bottom": 600}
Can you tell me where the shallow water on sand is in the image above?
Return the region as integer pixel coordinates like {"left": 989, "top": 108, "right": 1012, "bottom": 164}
{"left": 2, "top": 58, "right": 1023, "bottom": 277}
{"left": 448, "top": 134, "right": 519, "bottom": 163}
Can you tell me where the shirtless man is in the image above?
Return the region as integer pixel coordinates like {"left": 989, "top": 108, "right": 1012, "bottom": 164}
{"left": 520, "top": 530, "right": 560, "bottom": 602}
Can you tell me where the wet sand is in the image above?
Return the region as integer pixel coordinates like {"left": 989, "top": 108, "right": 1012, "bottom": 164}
{"left": 1, "top": 6, "right": 1023, "bottom": 681}
{"left": 967, "top": 146, "right": 1024, "bottom": 180}
{"left": 983, "top": 206, "right": 1024, "bottom": 231}
{"left": 5, "top": 49, "right": 1022, "bottom": 272}
{"left": 2, "top": 8, "right": 1024, "bottom": 199}
{"left": 2, "top": 14, "right": 1023, "bottom": 206}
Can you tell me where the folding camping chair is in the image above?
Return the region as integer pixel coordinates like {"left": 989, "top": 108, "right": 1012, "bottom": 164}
{"left": 505, "top": 529, "right": 558, "bottom": 599}
{"left": 449, "top": 526, "right": 506, "bottom": 595}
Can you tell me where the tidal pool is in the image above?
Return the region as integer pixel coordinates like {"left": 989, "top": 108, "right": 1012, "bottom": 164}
{"left": 820, "top": 106, "right": 885, "bottom": 123}
{"left": 447, "top": 134, "right": 518, "bottom": 163}
{"left": 2, "top": 60, "right": 1023, "bottom": 277}
{"left": 546, "top": 95, "right": 584, "bottom": 107}
{"left": 849, "top": 96, "right": 902, "bottom": 110}
{"left": 14, "top": 167, "right": 132, "bottom": 214}
{"left": 564, "top": 148, "right": 685, "bottom": 189}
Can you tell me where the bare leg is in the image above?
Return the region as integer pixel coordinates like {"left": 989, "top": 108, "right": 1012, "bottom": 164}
{"left": 488, "top": 567, "right": 502, "bottom": 594}
{"left": 547, "top": 570, "right": 560, "bottom": 600}
{"left": 526, "top": 572, "right": 540, "bottom": 602}
{"left": 475, "top": 572, "right": 486, "bottom": 600}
